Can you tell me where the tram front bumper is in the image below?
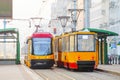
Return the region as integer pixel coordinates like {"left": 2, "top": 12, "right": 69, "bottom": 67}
{"left": 77, "top": 61, "right": 95, "bottom": 69}
{"left": 31, "top": 59, "right": 54, "bottom": 68}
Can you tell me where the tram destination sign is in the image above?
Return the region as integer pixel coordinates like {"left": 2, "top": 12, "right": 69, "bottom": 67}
{"left": 0, "top": 0, "right": 12, "bottom": 19}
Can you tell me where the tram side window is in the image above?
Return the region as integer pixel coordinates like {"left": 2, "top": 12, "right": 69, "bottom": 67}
{"left": 77, "top": 35, "right": 95, "bottom": 51}
{"left": 62, "top": 37, "right": 66, "bottom": 52}
{"left": 75, "top": 35, "right": 77, "bottom": 51}
{"left": 65, "top": 37, "right": 69, "bottom": 52}
{"left": 70, "top": 35, "right": 75, "bottom": 51}
{"left": 58, "top": 38, "right": 62, "bottom": 52}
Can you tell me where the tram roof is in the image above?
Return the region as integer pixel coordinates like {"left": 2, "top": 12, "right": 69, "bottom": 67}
{"left": 32, "top": 32, "right": 53, "bottom": 38}
{"left": 82, "top": 28, "right": 118, "bottom": 37}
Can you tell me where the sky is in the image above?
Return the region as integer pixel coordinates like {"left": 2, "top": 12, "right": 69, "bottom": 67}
{"left": 13, "top": 0, "right": 54, "bottom": 19}
{"left": 0, "top": 0, "right": 56, "bottom": 47}
{"left": 13, "top": 0, "right": 55, "bottom": 47}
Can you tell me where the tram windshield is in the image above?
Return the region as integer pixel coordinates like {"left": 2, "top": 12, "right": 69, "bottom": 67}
{"left": 33, "top": 38, "right": 51, "bottom": 55}
{"left": 77, "top": 35, "right": 95, "bottom": 51}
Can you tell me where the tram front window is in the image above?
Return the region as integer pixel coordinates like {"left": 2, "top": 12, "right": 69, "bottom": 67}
{"left": 33, "top": 38, "right": 51, "bottom": 55}
{"left": 77, "top": 35, "right": 95, "bottom": 51}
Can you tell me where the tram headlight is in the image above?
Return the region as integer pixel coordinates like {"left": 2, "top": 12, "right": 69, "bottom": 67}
{"left": 92, "top": 56, "right": 94, "bottom": 60}
{"left": 78, "top": 56, "right": 80, "bottom": 60}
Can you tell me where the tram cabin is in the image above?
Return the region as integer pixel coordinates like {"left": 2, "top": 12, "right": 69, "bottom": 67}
{"left": 24, "top": 32, "right": 54, "bottom": 68}
{"left": 53, "top": 31, "right": 98, "bottom": 71}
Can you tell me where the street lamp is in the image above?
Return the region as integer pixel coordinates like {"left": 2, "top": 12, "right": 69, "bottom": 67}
{"left": 68, "top": 9, "right": 83, "bottom": 32}
{"left": 68, "top": 0, "right": 84, "bottom": 31}
{"left": 58, "top": 16, "right": 70, "bottom": 33}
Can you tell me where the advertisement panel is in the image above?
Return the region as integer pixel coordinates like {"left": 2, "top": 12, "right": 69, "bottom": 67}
{"left": 0, "top": 0, "right": 12, "bottom": 19}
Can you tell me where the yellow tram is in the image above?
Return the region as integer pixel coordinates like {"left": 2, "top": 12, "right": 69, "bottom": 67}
{"left": 53, "top": 31, "right": 99, "bottom": 71}
{"left": 24, "top": 32, "right": 54, "bottom": 68}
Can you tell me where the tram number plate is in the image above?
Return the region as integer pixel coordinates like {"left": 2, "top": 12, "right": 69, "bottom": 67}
{"left": 36, "top": 62, "right": 46, "bottom": 65}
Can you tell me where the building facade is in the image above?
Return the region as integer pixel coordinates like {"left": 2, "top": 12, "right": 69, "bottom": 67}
{"left": 50, "top": 0, "right": 84, "bottom": 35}
{"left": 50, "top": 0, "right": 72, "bottom": 35}
{"left": 90, "top": 0, "right": 109, "bottom": 29}
{"left": 90, "top": 0, "right": 120, "bottom": 56}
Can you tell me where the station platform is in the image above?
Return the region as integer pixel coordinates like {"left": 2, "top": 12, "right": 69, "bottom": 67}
{"left": 0, "top": 65, "right": 43, "bottom": 80}
{"left": 0, "top": 64, "right": 120, "bottom": 80}
{"left": 97, "top": 64, "right": 120, "bottom": 76}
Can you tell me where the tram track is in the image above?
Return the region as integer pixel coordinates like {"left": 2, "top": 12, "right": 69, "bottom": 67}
{"left": 33, "top": 68, "right": 76, "bottom": 80}
{"left": 32, "top": 67, "right": 120, "bottom": 80}
{"left": 78, "top": 71, "right": 103, "bottom": 80}
{"left": 34, "top": 70, "right": 49, "bottom": 80}
{"left": 52, "top": 69, "right": 76, "bottom": 80}
{"left": 53, "top": 68, "right": 120, "bottom": 80}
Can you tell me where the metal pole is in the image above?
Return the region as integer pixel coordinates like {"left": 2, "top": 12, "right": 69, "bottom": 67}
{"left": 58, "top": 16, "right": 70, "bottom": 33}
{"left": 84, "top": 0, "right": 90, "bottom": 28}
{"left": 16, "top": 31, "right": 20, "bottom": 64}
{"left": 63, "top": 26, "right": 65, "bottom": 33}
{"left": 73, "top": 0, "right": 77, "bottom": 31}
{"left": 100, "top": 38, "right": 103, "bottom": 64}
{"left": 104, "top": 37, "right": 108, "bottom": 64}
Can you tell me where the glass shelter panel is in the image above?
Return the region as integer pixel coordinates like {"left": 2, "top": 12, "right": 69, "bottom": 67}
{"left": 0, "top": 42, "right": 16, "bottom": 59}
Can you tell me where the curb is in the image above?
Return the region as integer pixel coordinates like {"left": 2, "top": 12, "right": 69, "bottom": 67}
{"left": 96, "top": 68, "right": 120, "bottom": 76}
